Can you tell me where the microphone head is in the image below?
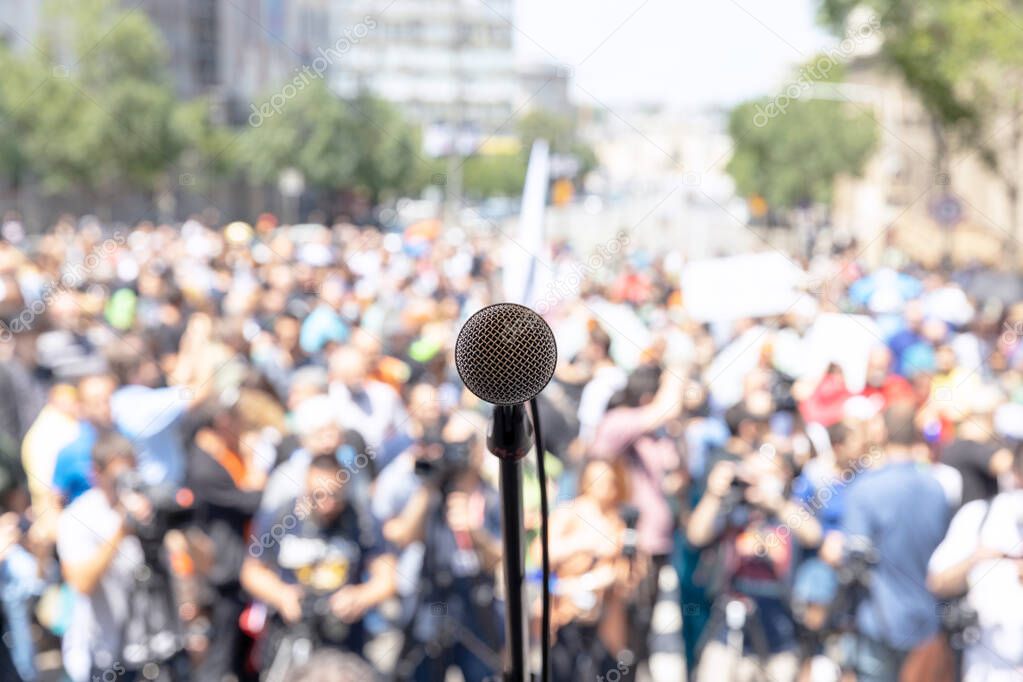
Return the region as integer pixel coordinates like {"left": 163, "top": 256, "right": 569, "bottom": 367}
{"left": 455, "top": 303, "right": 557, "bottom": 406}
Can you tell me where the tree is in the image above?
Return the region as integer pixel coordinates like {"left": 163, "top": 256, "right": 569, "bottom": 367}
{"left": 172, "top": 98, "right": 239, "bottom": 192}
{"left": 241, "top": 81, "right": 425, "bottom": 202}
{"left": 516, "top": 109, "right": 598, "bottom": 180}
{"left": 347, "top": 92, "right": 426, "bottom": 203}
{"left": 241, "top": 80, "right": 358, "bottom": 191}
{"left": 0, "top": 45, "right": 36, "bottom": 187}
{"left": 18, "top": 0, "right": 180, "bottom": 200}
{"left": 461, "top": 153, "right": 527, "bottom": 198}
{"left": 819, "top": 0, "right": 1023, "bottom": 250}
{"left": 727, "top": 94, "right": 877, "bottom": 216}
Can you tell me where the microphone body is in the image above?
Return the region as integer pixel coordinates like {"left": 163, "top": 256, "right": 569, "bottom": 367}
{"left": 488, "top": 404, "right": 533, "bottom": 462}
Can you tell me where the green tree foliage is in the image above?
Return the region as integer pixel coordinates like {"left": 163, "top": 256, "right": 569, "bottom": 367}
{"left": 818, "top": 0, "right": 1023, "bottom": 166}
{"left": 240, "top": 81, "right": 425, "bottom": 202}
{"left": 727, "top": 95, "right": 877, "bottom": 210}
{"left": 819, "top": 1, "right": 980, "bottom": 134}
{"left": 21, "top": 0, "right": 180, "bottom": 197}
{"left": 819, "top": 0, "right": 1023, "bottom": 242}
{"left": 172, "top": 99, "right": 239, "bottom": 187}
{"left": 347, "top": 92, "right": 425, "bottom": 202}
{"left": 0, "top": 47, "right": 36, "bottom": 185}
{"left": 517, "top": 109, "right": 597, "bottom": 179}
{"left": 461, "top": 153, "right": 527, "bottom": 198}
{"left": 240, "top": 80, "right": 358, "bottom": 191}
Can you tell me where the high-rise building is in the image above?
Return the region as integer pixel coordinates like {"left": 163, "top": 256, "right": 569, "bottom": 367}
{"left": 329, "top": 0, "right": 518, "bottom": 131}
{"left": 143, "top": 0, "right": 330, "bottom": 121}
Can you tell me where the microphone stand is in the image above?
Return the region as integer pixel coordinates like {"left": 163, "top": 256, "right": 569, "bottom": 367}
{"left": 487, "top": 403, "right": 534, "bottom": 682}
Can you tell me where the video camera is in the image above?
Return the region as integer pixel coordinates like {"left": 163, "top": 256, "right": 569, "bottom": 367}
{"left": 619, "top": 504, "right": 640, "bottom": 560}
{"left": 836, "top": 536, "right": 878, "bottom": 588}
{"left": 115, "top": 471, "right": 194, "bottom": 544}
{"left": 414, "top": 434, "right": 474, "bottom": 490}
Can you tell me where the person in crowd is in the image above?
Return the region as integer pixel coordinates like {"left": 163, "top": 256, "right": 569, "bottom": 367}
{"left": 859, "top": 346, "right": 916, "bottom": 409}
{"left": 285, "top": 648, "right": 379, "bottom": 682}
{"left": 51, "top": 372, "right": 117, "bottom": 505}
{"left": 185, "top": 391, "right": 267, "bottom": 682}
{"left": 384, "top": 411, "right": 504, "bottom": 682}
{"left": 939, "top": 384, "right": 1014, "bottom": 508}
{"left": 0, "top": 497, "right": 42, "bottom": 681}
{"left": 0, "top": 332, "right": 46, "bottom": 459}
{"left": 928, "top": 450, "right": 1023, "bottom": 681}
{"left": 544, "top": 458, "right": 641, "bottom": 681}
{"left": 20, "top": 383, "right": 78, "bottom": 512}
{"left": 260, "top": 394, "right": 369, "bottom": 515}
{"left": 575, "top": 326, "right": 628, "bottom": 445}
{"left": 241, "top": 453, "right": 396, "bottom": 672}
{"left": 107, "top": 312, "right": 214, "bottom": 488}
{"left": 55, "top": 432, "right": 151, "bottom": 681}
{"left": 687, "top": 422, "right": 822, "bottom": 682}
{"left": 590, "top": 363, "right": 685, "bottom": 666}
{"left": 328, "top": 345, "right": 406, "bottom": 451}
{"left": 834, "top": 405, "right": 950, "bottom": 681}
{"left": 788, "top": 414, "right": 875, "bottom": 670}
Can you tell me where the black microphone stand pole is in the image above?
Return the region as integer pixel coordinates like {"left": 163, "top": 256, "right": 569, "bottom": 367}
{"left": 487, "top": 403, "right": 534, "bottom": 682}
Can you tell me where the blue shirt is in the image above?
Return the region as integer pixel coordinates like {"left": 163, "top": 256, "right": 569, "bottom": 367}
{"left": 842, "top": 460, "right": 949, "bottom": 650}
{"left": 792, "top": 462, "right": 850, "bottom": 535}
{"left": 52, "top": 422, "right": 97, "bottom": 504}
{"left": 111, "top": 386, "right": 187, "bottom": 487}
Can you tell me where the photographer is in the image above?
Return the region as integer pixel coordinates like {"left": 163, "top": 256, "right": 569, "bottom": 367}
{"left": 927, "top": 449, "right": 1023, "bottom": 681}
{"left": 590, "top": 363, "right": 686, "bottom": 668}
{"left": 686, "top": 413, "right": 821, "bottom": 682}
{"left": 543, "top": 458, "right": 642, "bottom": 681}
{"left": 185, "top": 391, "right": 268, "bottom": 682}
{"left": 835, "top": 405, "right": 949, "bottom": 682}
{"left": 381, "top": 411, "right": 503, "bottom": 682}
{"left": 55, "top": 431, "right": 156, "bottom": 681}
{"left": 241, "top": 453, "right": 396, "bottom": 675}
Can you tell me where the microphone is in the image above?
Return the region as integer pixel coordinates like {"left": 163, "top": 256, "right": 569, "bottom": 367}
{"left": 454, "top": 302, "right": 558, "bottom": 407}
{"left": 456, "top": 303, "right": 557, "bottom": 461}
{"left": 455, "top": 303, "right": 557, "bottom": 682}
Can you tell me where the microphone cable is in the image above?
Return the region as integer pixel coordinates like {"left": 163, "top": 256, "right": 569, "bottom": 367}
{"left": 529, "top": 396, "right": 550, "bottom": 682}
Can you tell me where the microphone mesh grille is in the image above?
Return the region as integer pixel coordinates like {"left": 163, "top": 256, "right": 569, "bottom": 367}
{"left": 455, "top": 303, "right": 558, "bottom": 405}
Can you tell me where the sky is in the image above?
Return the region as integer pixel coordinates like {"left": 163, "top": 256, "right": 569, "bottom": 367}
{"left": 515, "top": 0, "right": 835, "bottom": 109}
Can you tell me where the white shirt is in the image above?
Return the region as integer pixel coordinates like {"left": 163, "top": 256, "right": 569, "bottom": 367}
{"left": 329, "top": 380, "right": 406, "bottom": 449}
{"left": 576, "top": 364, "right": 627, "bottom": 442}
{"left": 929, "top": 492, "right": 1023, "bottom": 681}
{"left": 56, "top": 488, "right": 145, "bottom": 671}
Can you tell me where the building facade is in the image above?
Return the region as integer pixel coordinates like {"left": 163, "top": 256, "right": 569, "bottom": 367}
{"left": 329, "top": 0, "right": 518, "bottom": 131}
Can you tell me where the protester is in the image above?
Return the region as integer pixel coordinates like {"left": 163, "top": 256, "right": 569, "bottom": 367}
{"left": 241, "top": 453, "right": 396, "bottom": 675}
{"left": 544, "top": 458, "right": 641, "bottom": 681}
{"left": 835, "top": 405, "right": 950, "bottom": 682}
{"left": 387, "top": 412, "right": 504, "bottom": 682}
{"left": 55, "top": 432, "right": 153, "bottom": 681}
{"left": 0, "top": 213, "right": 1019, "bottom": 682}
{"left": 928, "top": 451, "right": 1023, "bottom": 681}
{"left": 687, "top": 427, "right": 821, "bottom": 682}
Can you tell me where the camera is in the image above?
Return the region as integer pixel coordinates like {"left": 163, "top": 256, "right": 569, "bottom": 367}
{"left": 414, "top": 437, "right": 473, "bottom": 489}
{"left": 298, "top": 593, "right": 351, "bottom": 645}
{"left": 619, "top": 504, "right": 640, "bottom": 559}
{"left": 836, "top": 536, "right": 878, "bottom": 588}
{"left": 115, "top": 471, "right": 194, "bottom": 543}
{"left": 939, "top": 600, "right": 980, "bottom": 648}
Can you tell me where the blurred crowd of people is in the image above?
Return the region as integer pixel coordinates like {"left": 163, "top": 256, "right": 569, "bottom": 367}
{"left": 0, "top": 211, "right": 1021, "bottom": 682}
